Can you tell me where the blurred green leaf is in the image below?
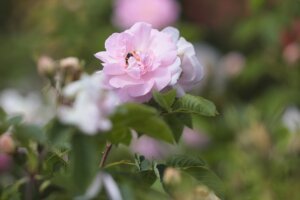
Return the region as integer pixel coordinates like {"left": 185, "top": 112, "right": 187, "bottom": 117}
{"left": 135, "top": 154, "right": 152, "bottom": 171}
{"left": 138, "top": 170, "right": 157, "bottom": 187}
{"left": 7, "top": 115, "right": 23, "bottom": 126}
{"left": 183, "top": 167, "right": 224, "bottom": 199}
{"left": 249, "top": 0, "right": 266, "bottom": 12}
{"left": 107, "top": 127, "right": 132, "bottom": 145}
{"left": 45, "top": 118, "right": 73, "bottom": 148}
{"left": 44, "top": 151, "right": 68, "bottom": 176}
{"left": 173, "top": 95, "right": 218, "bottom": 117}
{"left": 0, "top": 106, "right": 6, "bottom": 121}
{"left": 14, "top": 124, "right": 46, "bottom": 145}
{"left": 71, "top": 134, "right": 99, "bottom": 195}
{"left": 154, "top": 163, "right": 167, "bottom": 182}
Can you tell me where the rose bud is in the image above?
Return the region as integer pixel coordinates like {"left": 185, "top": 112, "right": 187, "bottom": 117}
{"left": 0, "top": 134, "right": 15, "bottom": 154}
{"left": 37, "top": 56, "right": 56, "bottom": 76}
{"left": 59, "top": 57, "right": 81, "bottom": 71}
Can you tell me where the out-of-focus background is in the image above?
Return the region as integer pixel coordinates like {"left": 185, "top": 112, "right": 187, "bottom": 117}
{"left": 0, "top": 0, "right": 300, "bottom": 199}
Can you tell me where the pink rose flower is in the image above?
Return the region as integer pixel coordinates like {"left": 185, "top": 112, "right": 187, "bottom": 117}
{"left": 113, "top": 0, "right": 180, "bottom": 30}
{"left": 95, "top": 22, "right": 182, "bottom": 102}
{"left": 162, "top": 27, "right": 204, "bottom": 95}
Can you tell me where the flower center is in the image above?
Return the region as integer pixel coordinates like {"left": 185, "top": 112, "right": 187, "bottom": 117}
{"left": 125, "top": 51, "right": 140, "bottom": 66}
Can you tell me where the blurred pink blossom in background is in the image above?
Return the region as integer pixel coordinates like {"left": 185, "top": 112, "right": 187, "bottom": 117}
{"left": 182, "top": 127, "right": 210, "bottom": 149}
{"left": 130, "top": 132, "right": 175, "bottom": 160}
{"left": 0, "top": 154, "right": 12, "bottom": 173}
{"left": 113, "top": 0, "right": 180, "bottom": 30}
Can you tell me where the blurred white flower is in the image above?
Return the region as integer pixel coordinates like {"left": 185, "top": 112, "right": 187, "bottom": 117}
{"left": 192, "top": 43, "right": 221, "bottom": 93}
{"left": 282, "top": 106, "right": 300, "bottom": 133}
{"left": 162, "top": 27, "right": 204, "bottom": 95}
{"left": 76, "top": 172, "right": 122, "bottom": 200}
{"left": 0, "top": 89, "right": 54, "bottom": 125}
{"left": 58, "top": 73, "right": 119, "bottom": 135}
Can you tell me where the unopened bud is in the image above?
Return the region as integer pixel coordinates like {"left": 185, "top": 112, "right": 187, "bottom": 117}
{"left": 194, "top": 185, "right": 220, "bottom": 200}
{"left": 37, "top": 56, "right": 55, "bottom": 75}
{"left": 0, "top": 134, "right": 15, "bottom": 154}
{"left": 163, "top": 167, "right": 181, "bottom": 184}
{"left": 59, "top": 57, "right": 81, "bottom": 71}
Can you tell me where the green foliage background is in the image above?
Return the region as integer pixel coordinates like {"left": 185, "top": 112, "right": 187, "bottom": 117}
{"left": 0, "top": 0, "right": 300, "bottom": 199}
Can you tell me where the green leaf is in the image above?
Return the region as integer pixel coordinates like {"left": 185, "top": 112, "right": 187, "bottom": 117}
{"left": 107, "top": 127, "right": 132, "bottom": 145}
{"left": 138, "top": 170, "right": 157, "bottom": 187}
{"left": 14, "top": 124, "right": 46, "bottom": 145}
{"left": 173, "top": 94, "right": 218, "bottom": 117}
{"left": 71, "top": 134, "right": 99, "bottom": 195}
{"left": 45, "top": 118, "right": 73, "bottom": 148}
{"left": 111, "top": 103, "right": 157, "bottom": 127}
{"left": 163, "top": 114, "right": 184, "bottom": 143}
{"left": 111, "top": 103, "right": 174, "bottom": 143}
{"left": 131, "top": 116, "right": 173, "bottom": 143}
{"left": 183, "top": 167, "right": 224, "bottom": 199}
{"left": 154, "top": 163, "right": 167, "bottom": 182}
{"left": 152, "top": 89, "right": 177, "bottom": 112}
{"left": 166, "top": 155, "right": 206, "bottom": 168}
{"left": 165, "top": 155, "right": 224, "bottom": 199}
{"left": 135, "top": 154, "right": 152, "bottom": 171}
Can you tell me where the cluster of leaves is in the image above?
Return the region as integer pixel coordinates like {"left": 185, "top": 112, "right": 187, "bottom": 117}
{"left": 0, "top": 91, "right": 223, "bottom": 199}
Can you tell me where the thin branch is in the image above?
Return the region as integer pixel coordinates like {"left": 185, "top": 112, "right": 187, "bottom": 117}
{"left": 99, "top": 142, "right": 112, "bottom": 168}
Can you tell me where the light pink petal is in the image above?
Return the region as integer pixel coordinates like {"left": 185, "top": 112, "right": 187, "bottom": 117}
{"left": 103, "top": 63, "right": 125, "bottom": 75}
{"left": 126, "top": 66, "right": 141, "bottom": 79}
{"left": 127, "top": 80, "right": 154, "bottom": 97}
{"left": 144, "top": 68, "right": 171, "bottom": 91}
{"left": 105, "top": 32, "right": 133, "bottom": 58}
{"left": 150, "top": 31, "right": 177, "bottom": 65}
{"left": 162, "top": 27, "right": 180, "bottom": 43}
{"left": 132, "top": 92, "right": 153, "bottom": 103}
{"left": 94, "top": 52, "right": 114, "bottom": 63}
{"left": 180, "top": 55, "right": 203, "bottom": 82}
{"left": 126, "top": 58, "right": 141, "bottom": 79}
{"left": 116, "top": 88, "right": 131, "bottom": 102}
{"left": 109, "top": 75, "right": 144, "bottom": 88}
{"left": 177, "top": 37, "right": 195, "bottom": 56}
{"left": 127, "top": 22, "right": 152, "bottom": 51}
